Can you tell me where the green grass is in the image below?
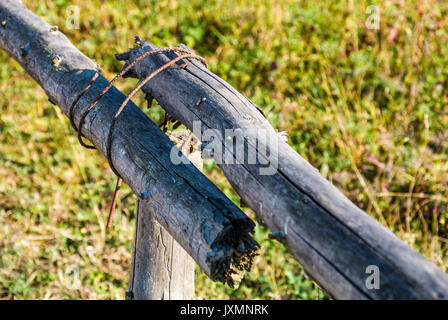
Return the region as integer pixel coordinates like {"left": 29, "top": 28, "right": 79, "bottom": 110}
{"left": 0, "top": 0, "right": 447, "bottom": 299}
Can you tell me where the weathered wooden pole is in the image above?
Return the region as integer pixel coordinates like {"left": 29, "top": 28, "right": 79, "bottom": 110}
{"left": 0, "top": 0, "right": 258, "bottom": 287}
{"left": 119, "top": 41, "right": 448, "bottom": 299}
{"left": 128, "top": 136, "right": 201, "bottom": 300}
{"left": 128, "top": 201, "right": 196, "bottom": 300}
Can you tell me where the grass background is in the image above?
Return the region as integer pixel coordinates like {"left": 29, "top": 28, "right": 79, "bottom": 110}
{"left": 0, "top": 0, "right": 447, "bottom": 299}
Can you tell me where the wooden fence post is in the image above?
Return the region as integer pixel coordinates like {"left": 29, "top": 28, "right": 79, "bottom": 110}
{"left": 128, "top": 136, "right": 201, "bottom": 300}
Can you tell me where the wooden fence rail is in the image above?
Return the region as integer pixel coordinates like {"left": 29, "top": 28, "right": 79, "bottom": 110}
{"left": 0, "top": 0, "right": 258, "bottom": 296}
{"left": 119, "top": 41, "right": 448, "bottom": 299}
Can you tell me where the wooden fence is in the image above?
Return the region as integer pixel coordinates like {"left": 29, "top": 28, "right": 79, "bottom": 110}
{"left": 1, "top": 0, "right": 448, "bottom": 299}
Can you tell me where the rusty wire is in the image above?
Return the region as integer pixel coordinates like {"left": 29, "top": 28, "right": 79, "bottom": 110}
{"left": 68, "top": 45, "right": 207, "bottom": 229}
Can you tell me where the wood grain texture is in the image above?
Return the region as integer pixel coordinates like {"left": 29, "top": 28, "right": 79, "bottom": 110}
{"left": 120, "top": 41, "right": 448, "bottom": 299}
{"left": 0, "top": 0, "right": 258, "bottom": 286}
{"left": 128, "top": 200, "right": 195, "bottom": 300}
